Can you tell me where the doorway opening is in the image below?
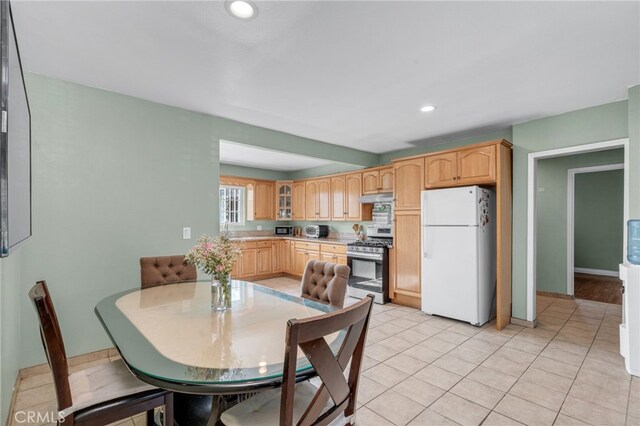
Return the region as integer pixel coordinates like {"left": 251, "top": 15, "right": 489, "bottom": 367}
{"left": 568, "top": 163, "right": 624, "bottom": 304}
{"left": 526, "top": 138, "right": 629, "bottom": 322}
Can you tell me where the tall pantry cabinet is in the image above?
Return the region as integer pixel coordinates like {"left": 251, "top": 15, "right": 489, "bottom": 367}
{"left": 391, "top": 139, "right": 513, "bottom": 330}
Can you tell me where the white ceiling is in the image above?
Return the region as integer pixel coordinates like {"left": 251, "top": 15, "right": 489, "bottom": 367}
{"left": 12, "top": 1, "right": 640, "bottom": 154}
{"left": 219, "top": 140, "right": 333, "bottom": 171}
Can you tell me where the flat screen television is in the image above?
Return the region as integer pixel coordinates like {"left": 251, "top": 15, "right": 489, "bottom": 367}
{"left": 0, "top": 0, "right": 31, "bottom": 257}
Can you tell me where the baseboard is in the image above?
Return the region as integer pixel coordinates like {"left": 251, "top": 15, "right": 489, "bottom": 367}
{"left": 5, "top": 373, "right": 20, "bottom": 426}
{"left": 574, "top": 268, "right": 619, "bottom": 278}
{"left": 511, "top": 317, "right": 537, "bottom": 328}
{"left": 19, "top": 347, "right": 113, "bottom": 379}
{"left": 537, "top": 290, "right": 574, "bottom": 300}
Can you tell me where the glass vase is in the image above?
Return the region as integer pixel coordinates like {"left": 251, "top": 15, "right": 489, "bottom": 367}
{"left": 211, "top": 274, "right": 232, "bottom": 312}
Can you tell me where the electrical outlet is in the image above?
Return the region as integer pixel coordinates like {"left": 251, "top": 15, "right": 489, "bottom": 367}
{"left": 182, "top": 227, "right": 191, "bottom": 239}
{"left": 257, "top": 225, "right": 262, "bottom": 231}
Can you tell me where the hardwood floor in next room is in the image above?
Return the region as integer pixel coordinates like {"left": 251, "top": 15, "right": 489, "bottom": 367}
{"left": 9, "top": 277, "right": 637, "bottom": 426}
{"left": 574, "top": 273, "right": 623, "bottom": 305}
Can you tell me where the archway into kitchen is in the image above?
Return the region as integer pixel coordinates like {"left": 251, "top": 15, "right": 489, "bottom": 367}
{"left": 526, "top": 138, "right": 629, "bottom": 323}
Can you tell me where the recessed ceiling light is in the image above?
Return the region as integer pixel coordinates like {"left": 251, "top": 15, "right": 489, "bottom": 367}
{"left": 420, "top": 105, "right": 436, "bottom": 112}
{"left": 226, "top": 0, "right": 257, "bottom": 20}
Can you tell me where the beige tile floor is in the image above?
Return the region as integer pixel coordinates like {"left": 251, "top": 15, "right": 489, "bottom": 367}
{"left": 9, "top": 277, "right": 639, "bottom": 426}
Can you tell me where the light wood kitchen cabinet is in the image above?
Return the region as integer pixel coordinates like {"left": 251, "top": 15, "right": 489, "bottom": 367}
{"left": 294, "top": 241, "right": 321, "bottom": 275}
{"left": 424, "top": 144, "right": 497, "bottom": 189}
{"left": 331, "top": 173, "right": 370, "bottom": 221}
{"left": 275, "top": 181, "right": 293, "bottom": 221}
{"left": 253, "top": 180, "right": 275, "bottom": 220}
{"left": 292, "top": 181, "right": 305, "bottom": 220}
{"left": 393, "top": 158, "right": 424, "bottom": 210}
{"left": 284, "top": 240, "right": 294, "bottom": 273}
{"left": 393, "top": 210, "right": 422, "bottom": 308}
{"left": 330, "top": 175, "right": 346, "bottom": 221}
{"left": 256, "top": 245, "right": 272, "bottom": 275}
{"left": 272, "top": 240, "right": 286, "bottom": 273}
{"left": 240, "top": 247, "right": 258, "bottom": 277}
{"left": 380, "top": 167, "right": 394, "bottom": 192}
{"left": 320, "top": 252, "right": 347, "bottom": 265}
{"left": 425, "top": 152, "right": 458, "bottom": 188}
{"left": 457, "top": 144, "right": 496, "bottom": 184}
{"left": 363, "top": 167, "right": 394, "bottom": 194}
{"left": 305, "top": 179, "right": 331, "bottom": 221}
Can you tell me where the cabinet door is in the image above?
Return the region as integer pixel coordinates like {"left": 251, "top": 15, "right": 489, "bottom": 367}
{"left": 317, "top": 178, "right": 331, "bottom": 221}
{"left": 393, "top": 158, "right": 424, "bottom": 210}
{"left": 425, "top": 152, "right": 458, "bottom": 188}
{"left": 308, "top": 251, "right": 321, "bottom": 263}
{"left": 254, "top": 181, "right": 275, "bottom": 220}
{"left": 241, "top": 249, "right": 257, "bottom": 277}
{"left": 305, "top": 180, "right": 319, "bottom": 220}
{"left": 276, "top": 182, "right": 292, "bottom": 221}
{"left": 394, "top": 211, "right": 421, "bottom": 297}
{"left": 231, "top": 255, "right": 242, "bottom": 278}
{"left": 379, "top": 167, "right": 394, "bottom": 192}
{"left": 321, "top": 252, "right": 335, "bottom": 263}
{"left": 330, "top": 176, "right": 346, "bottom": 221}
{"left": 345, "top": 173, "right": 363, "bottom": 221}
{"left": 292, "top": 181, "right": 306, "bottom": 220}
{"left": 257, "top": 248, "right": 272, "bottom": 275}
{"left": 294, "top": 249, "right": 308, "bottom": 276}
{"left": 362, "top": 170, "right": 380, "bottom": 194}
{"left": 457, "top": 144, "right": 496, "bottom": 184}
{"left": 271, "top": 241, "right": 281, "bottom": 273}
{"left": 334, "top": 254, "right": 348, "bottom": 266}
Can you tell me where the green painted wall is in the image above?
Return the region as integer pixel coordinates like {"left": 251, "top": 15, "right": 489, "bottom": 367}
{"left": 575, "top": 169, "right": 624, "bottom": 271}
{"left": 512, "top": 99, "right": 630, "bottom": 318}
{"left": 536, "top": 150, "right": 623, "bottom": 294}
{"left": 629, "top": 86, "right": 640, "bottom": 220}
{"left": 288, "top": 163, "right": 364, "bottom": 180}
{"left": 0, "top": 248, "right": 23, "bottom": 422}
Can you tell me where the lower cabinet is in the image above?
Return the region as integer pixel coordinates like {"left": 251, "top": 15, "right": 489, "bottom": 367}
{"left": 240, "top": 248, "right": 258, "bottom": 277}
{"left": 256, "top": 246, "right": 272, "bottom": 275}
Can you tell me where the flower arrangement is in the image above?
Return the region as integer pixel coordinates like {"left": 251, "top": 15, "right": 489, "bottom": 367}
{"left": 185, "top": 234, "right": 243, "bottom": 310}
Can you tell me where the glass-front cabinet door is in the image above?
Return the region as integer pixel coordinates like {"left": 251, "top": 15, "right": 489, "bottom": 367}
{"left": 276, "top": 181, "right": 293, "bottom": 220}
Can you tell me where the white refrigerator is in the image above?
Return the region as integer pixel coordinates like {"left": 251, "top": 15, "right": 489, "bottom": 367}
{"left": 421, "top": 186, "right": 496, "bottom": 325}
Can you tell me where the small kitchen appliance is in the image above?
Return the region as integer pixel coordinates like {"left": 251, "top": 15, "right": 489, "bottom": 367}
{"left": 273, "top": 226, "right": 293, "bottom": 236}
{"left": 304, "top": 225, "right": 329, "bottom": 238}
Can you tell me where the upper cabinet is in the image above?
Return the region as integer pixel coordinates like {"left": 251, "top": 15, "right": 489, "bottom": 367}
{"left": 362, "top": 166, "right": 394, "bottom": 194}
{"left": 331, "top": 173, "right": 371, "bottom": 221}
{"left": 275, "top": 181, "right": 293, "bottom": 221}
{"left": 292, "top": 181, "right": 305, "bottom": 220}
{"left": 425, "top": 152, "right": 457, "bottom": 188}
{"left": 424, "top": 144, "right": 497, "bottom": 189}
{"left": 393, "top": 158, "right": 424, "bottom": 210}
{"left": 457, "top": 144, "right": 496, "bottom": 185}
{"left": 305, "top": 178, "right": 331, "bottom": 221}
{"left": 253, "top": 180, "right": 275, "bottom": 220}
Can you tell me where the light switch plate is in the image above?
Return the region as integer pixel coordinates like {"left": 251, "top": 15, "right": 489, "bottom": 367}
{"left": 182, "top": 227, "right": 191, "bottom": 239}
{"left": 257, "top": 225, "right": 262, "bottom": 231}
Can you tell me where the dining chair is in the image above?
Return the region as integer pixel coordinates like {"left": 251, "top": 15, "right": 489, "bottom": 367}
{"left": 29, "top": 281, "right": 174, "bottom": 425}
{"left": 220, "top": 294, "right": 375, "bottom": 426}
{"left": 300, "top": 260, "right": 350, "bottom": 308}
{"left": 139, "top": 255, "right": 197, "bottom": 288}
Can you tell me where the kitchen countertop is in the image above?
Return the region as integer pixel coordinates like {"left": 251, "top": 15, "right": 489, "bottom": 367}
{"left": 230, "top": 236, "right": 355, "bottom": 246}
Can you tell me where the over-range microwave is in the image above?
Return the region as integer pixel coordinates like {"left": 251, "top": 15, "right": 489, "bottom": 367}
{"left": 274, "top": 226, "right": 293, "bottom": 236}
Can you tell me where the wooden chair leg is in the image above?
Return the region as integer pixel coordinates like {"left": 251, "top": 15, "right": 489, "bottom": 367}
{"left": 164, "top": 393, "right": 174, "bottom": 426}
{"left": 146, "top": 409, "right": 155, "bottom": 426}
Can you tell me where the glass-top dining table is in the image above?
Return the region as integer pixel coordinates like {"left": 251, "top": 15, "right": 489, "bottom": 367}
{"left": 94, "top": 280, "right": 342, "bottom": 395}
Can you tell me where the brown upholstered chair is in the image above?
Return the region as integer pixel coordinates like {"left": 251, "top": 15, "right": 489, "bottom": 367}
{"left": 29, "top": 281, "right": 174, "bottom": 425}
{"left": 300, "top": 260, "right": 350, "bottom": 308}
{"left": 139, "top": 255, "right": 197, "bottom": 289}
{"left": 220, "top": 294, "right": 375, "bottom": 426}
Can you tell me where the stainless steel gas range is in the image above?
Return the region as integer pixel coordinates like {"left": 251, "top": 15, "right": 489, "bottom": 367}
{"left": 347, "top": 234, "right": 393, "bottom": 305}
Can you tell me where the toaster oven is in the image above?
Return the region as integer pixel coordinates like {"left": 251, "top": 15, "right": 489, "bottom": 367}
{"left": 304, "top": 225, "right": 329, "bottom": 238}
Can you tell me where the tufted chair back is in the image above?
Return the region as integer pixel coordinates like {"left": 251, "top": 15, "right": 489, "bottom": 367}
{"left": 140, "top": 255, "right": 197, "bottom": 289}
{"left": 300, "top": 260, "right": 350, "bottom": 308}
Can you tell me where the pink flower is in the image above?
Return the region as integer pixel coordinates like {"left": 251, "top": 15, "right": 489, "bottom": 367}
{"left": 216, "top": 264, "right": 224, "bottom": 272}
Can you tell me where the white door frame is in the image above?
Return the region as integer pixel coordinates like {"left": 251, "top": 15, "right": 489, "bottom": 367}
{"left": 526, "top": 138, "right": 629, "bottom": 322}
{"left": 567, "top": 163, "right": 624, "bottom": 295}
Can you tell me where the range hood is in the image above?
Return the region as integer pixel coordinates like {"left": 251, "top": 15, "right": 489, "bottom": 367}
{"left": 359, "top": 193, "right": 393, "bottom": 203}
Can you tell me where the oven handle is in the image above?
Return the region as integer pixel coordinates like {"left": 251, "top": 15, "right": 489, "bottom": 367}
{"left": 347, "top": 252, "right": 384, "bottom": 260}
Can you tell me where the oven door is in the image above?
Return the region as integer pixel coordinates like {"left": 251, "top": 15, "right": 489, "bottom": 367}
{"left": 347, "top": 253, "right": 383, "bottom": 293}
